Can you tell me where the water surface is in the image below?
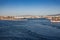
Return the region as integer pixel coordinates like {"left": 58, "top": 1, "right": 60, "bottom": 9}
{"left": 0, "top": 18, "right": 60, "bottom": 40}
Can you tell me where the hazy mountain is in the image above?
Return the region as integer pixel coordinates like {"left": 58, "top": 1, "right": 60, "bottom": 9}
{"left": 48, "top": 14, "right": 60, "bottom": 16}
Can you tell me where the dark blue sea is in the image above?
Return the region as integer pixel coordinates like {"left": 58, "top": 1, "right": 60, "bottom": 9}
{"left": 0, "top": 18, "right": 60, "bottom": 40}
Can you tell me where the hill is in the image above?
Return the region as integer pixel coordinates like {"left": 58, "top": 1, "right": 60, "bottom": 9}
{"left": 48, "top": 14, "right": 60, "bottom": 16}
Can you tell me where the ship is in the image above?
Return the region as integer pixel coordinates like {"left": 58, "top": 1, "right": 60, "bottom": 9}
{"left": 51, "top": 16, "right": 60, "bottom": 22}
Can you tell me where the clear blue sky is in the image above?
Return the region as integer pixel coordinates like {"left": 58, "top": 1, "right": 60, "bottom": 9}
{"left": 0, "top": 0, "right": 60, "bottom": 16}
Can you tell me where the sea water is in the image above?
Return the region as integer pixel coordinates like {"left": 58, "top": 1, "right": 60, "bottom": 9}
{"left": 0, "top": 18, "right": 60, "bottom": 40}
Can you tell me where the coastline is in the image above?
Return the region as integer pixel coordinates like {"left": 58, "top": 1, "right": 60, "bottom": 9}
{"left": 0, "top": 16, "right": 60, "bottom": 22}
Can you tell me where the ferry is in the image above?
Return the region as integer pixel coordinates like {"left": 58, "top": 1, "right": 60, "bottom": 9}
{"left": 51, "top": 16, "right": 60, "bottom": 22}
{"left": 51, "top": 20, "right": 60, "bottom": 22}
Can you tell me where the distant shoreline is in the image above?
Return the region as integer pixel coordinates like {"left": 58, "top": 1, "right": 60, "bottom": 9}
{"left": 0, "top": 16, "right": 60, "bottom": 22}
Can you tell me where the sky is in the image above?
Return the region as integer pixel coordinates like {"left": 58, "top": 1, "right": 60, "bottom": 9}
{"left": 0, "top": 0, "right": 60, "bottom": 16}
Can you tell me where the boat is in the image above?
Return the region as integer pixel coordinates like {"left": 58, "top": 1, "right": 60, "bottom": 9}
{"left": 51, "top": 16, "right": 60, "bottom": 22}
{"left": 51, "top": 20, "right": 60, "bottom": 22}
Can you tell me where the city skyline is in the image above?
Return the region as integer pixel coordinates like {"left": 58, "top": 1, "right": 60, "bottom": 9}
{"left": 0, "top": 0, "right": 60, "bottom": 16}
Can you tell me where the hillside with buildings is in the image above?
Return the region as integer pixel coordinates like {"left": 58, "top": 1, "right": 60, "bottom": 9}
{"left": 48, "top": 14, "right": 60, "bottom": 16}
{"left": 0, "top": 16, "right": 43, "bottom": 20}
{"left": 0, "top": 15, "right": 60, "bottom": 22}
